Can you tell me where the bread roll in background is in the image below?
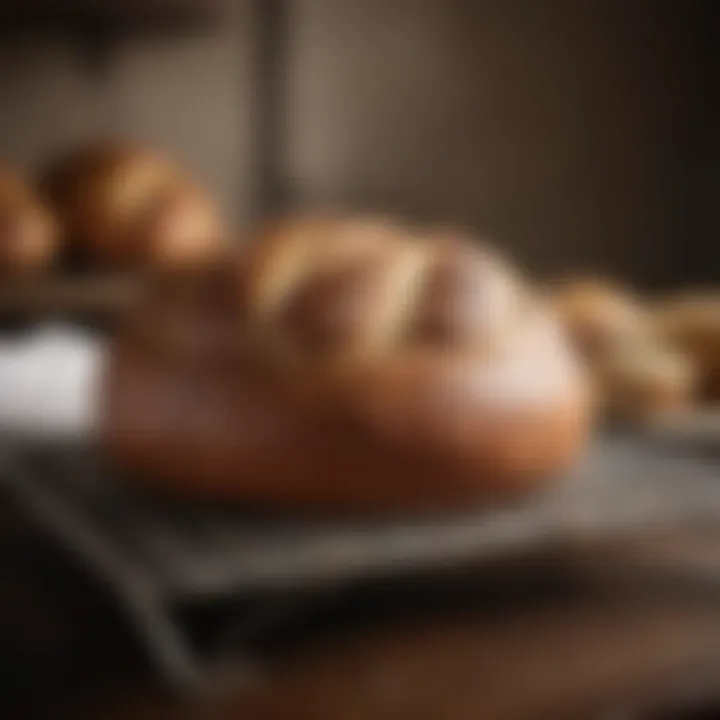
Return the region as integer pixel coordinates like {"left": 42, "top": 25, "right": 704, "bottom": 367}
{"left": 595, "top": 338, "right": 696, "bottom": 424}
{"left": 551, "top": 278, "right": 650, "bottom": 364}
{"left": 552, "top": 277, "right": 695, "bottom": 423}
{"left": 0, "top": 166, "right": 56, "bottom": 276}
{"left": 655, "top": 293, "right": 720, "bottom": 401}
{"left": 103, "top": 216, "right": 591, "bottom": 513}
{"left": 42, "top": 142, "right": 225, "bottom": 271}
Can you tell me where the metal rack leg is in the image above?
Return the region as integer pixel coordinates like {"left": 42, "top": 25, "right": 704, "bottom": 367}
{"left": 120, "top": 587, "right": 204, "bottom": 693}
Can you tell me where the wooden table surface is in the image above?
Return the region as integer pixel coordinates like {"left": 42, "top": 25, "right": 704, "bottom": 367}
{"left": 24, "top": 526, "right": 720, "bottom": 720}
{"left": 83, "top": 599, "right": 720, "bottom": 720}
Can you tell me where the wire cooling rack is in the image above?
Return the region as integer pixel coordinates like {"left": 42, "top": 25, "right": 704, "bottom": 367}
{"left": 0, "top": 433, "right": 719, "bottom": 689}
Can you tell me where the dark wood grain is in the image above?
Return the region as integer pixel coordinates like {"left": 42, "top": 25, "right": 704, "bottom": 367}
{"left": 39, "top": 528, "right": 720, "bottom": 720}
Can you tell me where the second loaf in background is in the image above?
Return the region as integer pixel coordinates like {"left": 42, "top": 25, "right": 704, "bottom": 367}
{"left": 0, "top": 165, "right": 57, "bottom": 276}
{"left": 552, "top": 278, "right": 695, "bottom": 424}
{"left": 41, "top": 142, "right": 226, "bottom": 271}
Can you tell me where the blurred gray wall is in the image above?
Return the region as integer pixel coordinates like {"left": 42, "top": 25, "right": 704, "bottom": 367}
{"left": 0, "top": 0, "right": 713, "bottom": 284}
{"left": 0, "top": 0, "right": 256, "bottom": 223}
{"left": 286, "top": 0, "right": 710, "bottom": 285}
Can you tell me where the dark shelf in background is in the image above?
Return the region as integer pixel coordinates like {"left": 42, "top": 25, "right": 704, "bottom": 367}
{"left": 0, "top": 0, "right": 221, "bottom": 36}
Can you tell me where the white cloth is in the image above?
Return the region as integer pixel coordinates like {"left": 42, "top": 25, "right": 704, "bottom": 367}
{"left": 0, "top": 325, "right": 105, "bottom": 437}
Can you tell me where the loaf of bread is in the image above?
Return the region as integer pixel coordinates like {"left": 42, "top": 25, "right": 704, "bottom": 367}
{"left": 551, "top": 278, "right": 649, "bottom": 364}
{"left": 595, "top": 338, "right": 695, "bottom": 424}
{"left": 0, "top": 166, "right": 56, "bottom": 275}
{"left": 42, "top": 143, "right": 224, "bottom": 271}
{"left": 552, "top": 278, "right": 695, "bottom": 422}
{"left": 102, "top": 217, "right": 591, "bottom": 512}
{"left": 656, "top": 293, "right": 720, "bottom": 400}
